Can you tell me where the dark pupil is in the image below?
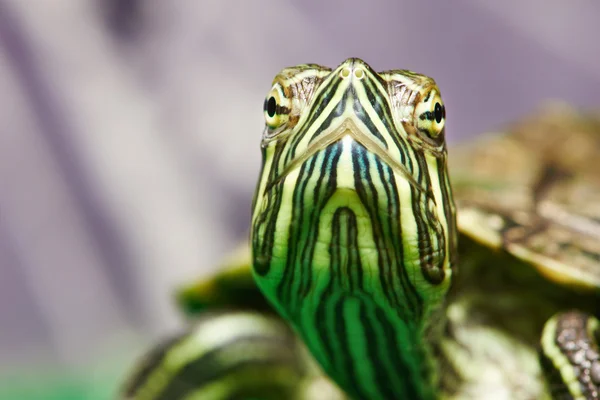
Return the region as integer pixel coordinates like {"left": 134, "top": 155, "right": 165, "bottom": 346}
{"left": 434, "top": 102, "right": 444, "bottom": 123}
{"left": 266, "top": 97, "right": 277, "bottom": 118}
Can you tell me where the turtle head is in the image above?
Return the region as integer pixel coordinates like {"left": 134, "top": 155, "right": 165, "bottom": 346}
{"left": 251, "top": 58, "right": 456, "bottom": 399}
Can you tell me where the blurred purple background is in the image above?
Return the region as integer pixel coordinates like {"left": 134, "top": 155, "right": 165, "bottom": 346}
{"left": 0, "top": 0, "right": 599, "bottom": 391}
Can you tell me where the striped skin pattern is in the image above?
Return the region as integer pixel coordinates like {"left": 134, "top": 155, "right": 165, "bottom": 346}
{"left": 540, "top": 311, "right": 600, "bottom": 399}
{"left": 120, "top": 311, "right": 315, "bottom": 400}
{"left": 251, "top": 58, "right": 457, "bottom": 400}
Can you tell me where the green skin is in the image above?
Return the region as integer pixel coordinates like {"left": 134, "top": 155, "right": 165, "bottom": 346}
{"left": 250, "top": 59, "right": 455, "bottom": 399}
{"left": 119, "top": 310, "right": 344, "bottom": 400}
{"left": 121, "top": 61, "right": 600, "bottom": 400}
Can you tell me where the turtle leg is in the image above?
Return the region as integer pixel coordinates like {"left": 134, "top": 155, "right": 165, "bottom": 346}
{"left": 119, "top": 310, "right": 315, "bottom": 400}
{"left": 539, "top": 311, "right": 600, "bottom": 399}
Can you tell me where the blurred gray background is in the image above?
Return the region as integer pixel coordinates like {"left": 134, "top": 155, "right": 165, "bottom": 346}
{"left": 0, "top": 0, "right": 599, "bottom": 396}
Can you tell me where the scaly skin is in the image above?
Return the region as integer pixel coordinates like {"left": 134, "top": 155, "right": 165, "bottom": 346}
{"left": 250, "top": 58, "right": 455, "bottom": 400}
{"left": 119, "top": 310, "right": 346, "bottom": 400}
{"left": 120, "top": 66, "right": 600, "bottom": 400}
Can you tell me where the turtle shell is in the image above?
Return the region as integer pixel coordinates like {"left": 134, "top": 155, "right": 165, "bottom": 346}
{"left": 176, "top": 243, "right": 273, "bottom": 317}
{"left": 124, "top": 103, "right": 600, "bottom": 399}
{"left": 449, "top": 102, "right": 600, "bottom": 291}
{"left": 180, "top": 102, "right": 600, "bottom": 316}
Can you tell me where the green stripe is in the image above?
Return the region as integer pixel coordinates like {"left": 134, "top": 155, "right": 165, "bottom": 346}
{"left": 252, "top": 58, "right": 454, "bottom": 399}
{"left": 120, "top": 312, "right": 307, "bottom": 400}
{"left": 540, "top": 311, "right": 600, "bottom": 400}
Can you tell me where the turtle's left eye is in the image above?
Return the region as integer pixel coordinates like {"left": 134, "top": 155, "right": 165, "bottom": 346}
{"left": 263, "top": 83, "right": 291, "bottom": 130}
{"left": 414, "top": 90, "right": 445, "bottom": 139}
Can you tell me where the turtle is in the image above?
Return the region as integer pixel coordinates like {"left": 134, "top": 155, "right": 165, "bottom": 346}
{"left": 119, "top": 59, "right": 600, "bottom": 400}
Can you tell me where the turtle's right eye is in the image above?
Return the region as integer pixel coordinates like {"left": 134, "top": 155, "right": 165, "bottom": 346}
{"left": 264, "top": 84, "right": 291, "bottom": 130}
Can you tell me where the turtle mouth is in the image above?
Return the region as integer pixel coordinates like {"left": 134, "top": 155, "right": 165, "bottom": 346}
{"left": 266, "top": 118, "right": 425, "bottom": 195}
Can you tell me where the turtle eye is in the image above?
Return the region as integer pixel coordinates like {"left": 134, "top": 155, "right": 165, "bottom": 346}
{"left": 263, "top": 83, "right": 291, "bottom": 130}
{"left": 414, "top": 90, "right": 445, "bottom": 139}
